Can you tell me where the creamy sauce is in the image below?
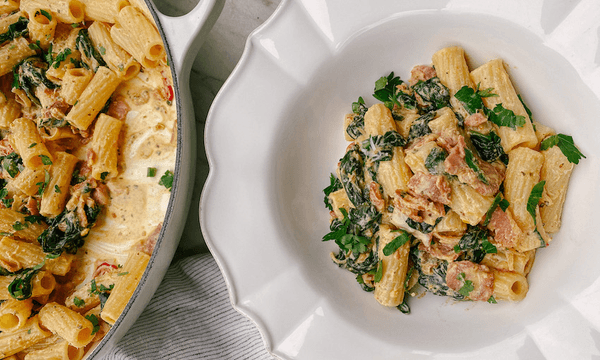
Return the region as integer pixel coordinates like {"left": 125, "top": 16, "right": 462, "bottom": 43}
{"left": 74, "top": 66, "right": 177, "bottom": 285}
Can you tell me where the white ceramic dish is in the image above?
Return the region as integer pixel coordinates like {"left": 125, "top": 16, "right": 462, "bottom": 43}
{"left": 84, "top": 0, "right": 224, "bottom": 358}
{"left": 202, "top": 1, "right": 600, "bottom": 359}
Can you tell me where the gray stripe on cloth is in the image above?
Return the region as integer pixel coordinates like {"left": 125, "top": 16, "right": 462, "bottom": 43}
{"left": 104, "top": 253, "right": 276, "bottom": 360}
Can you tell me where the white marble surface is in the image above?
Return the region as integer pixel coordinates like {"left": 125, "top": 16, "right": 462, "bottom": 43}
{"left": 154, "top": 0, "right": 282, "bottom": 255}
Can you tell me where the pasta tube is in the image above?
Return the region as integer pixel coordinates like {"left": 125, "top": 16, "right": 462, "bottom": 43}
{"left": 374, "top": 225, "right": 410, "bottom": 307}
{"left": 40, "top": 152, "right": 79, "bottom": 217}
{"left": 65, "top": 66, "right": 121, "bottom": 130}
{"left": 101, "top": 250, "right": 150, "bottom": 324}
{"left": 432, "top": 46, "right": 475, "bottom": 119}
{"left": 110, "top": 6, "right": 165, "bottom": 68}
{"left": 470, "top": 59, "right": 538, "bottom": 151}
{"left": 89, "top": 114, "right": 123, "bottom": 181}
{"left": 539, "top": 145, "right": 575, "bottom": 233}
{"left": 38, "top": 303, "right": 95, "bottom": 348}
{"left": 0, "top": 316, "right": 51, "bottom": 358}
{"left": 9, "top": 118, "right": 53, "bottom": 169}
{"left": 491, "top": 269, "right": 529, "bottom": 301}
{"left": 20, "top": 0, "right": 85, "bottom": 23}
{"left": 0, "top": 298, "right": 33, "bottom": 332}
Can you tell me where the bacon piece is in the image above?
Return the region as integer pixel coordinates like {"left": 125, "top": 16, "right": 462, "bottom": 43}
{"left": 92, "top": 183, "right": 111, "bottom": 206}
{"left": 419, "top": 241, "right": 459, "bottom": 262}
{"left": 25, "top": 197, "right": 39, "bottom": 215}
{"left": 442, "top": 134, "right": 505, "bottom": 196}
{"left": 408, "top": 172, "right": 451, "bottom": 205}
{"left": 138, "top": 223, "right": 162, "bottom": 255}
{"left": 488, "top": 208, "right": 522, "bottom": 248}
{"left": 446, "top": 260, "right": 494, "bottom": 301}
{"left": 0, "top": 139, "right": 14, "bottom": 157}
{"left": 409, "top": 65, "right": 437, "bottom": 86}
{"left": 465, "top": 112, "right": 488, "bottom": 127}
{"left": 368, "top": 182, "right": 385, "bottom": 212}
{"left": 394, "top": 191, "right": 445, "bottom": 223}
{"left": 107, "top": 95, "right": 130, "bottom": 121}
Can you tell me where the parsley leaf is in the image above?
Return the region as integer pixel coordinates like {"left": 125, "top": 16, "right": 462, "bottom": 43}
{"left": 373, "top": 72, "right": 416, "bottom": 110}
{"left": 481, "top": 239, "right": 497, "bottom": 254}
{"left": 382, "top": 230, "right": 410, "bottom": 256}
{"left": 527, "top": 181, "right": 546, "bottom": 225}
{"left": 457, "top": 272, "right": 474, "bottom": 297}
{"left": 85, "top": 314, "right": 100, "bottom": 335}
{"left": 487, "top": 295, "right": 497, "bottom": 304}
{"left": 454, "top": 84, "right": 496, "bottom": 115}
{"left": 38, "top": 155, "right": 52, "bottom": 165}
{"left": 147, "top": 167, "right": 157, "bottom": 177}
{"left": 73, "top": 296, "right": 85, "bottom": 307}
{"left": 323, "top": 208, "right": 373, "bottom": 256}
{"left": 488, "top": 103, "right": 526, "bottom": 129}
{"left": 159, "top": 170, "right": 174, "bottom": 191}
{"left": 540, "top": 134, "right": 585, "bottom": 164}
{"left": 36, "top": 169, "right": 50, "bottom": 195}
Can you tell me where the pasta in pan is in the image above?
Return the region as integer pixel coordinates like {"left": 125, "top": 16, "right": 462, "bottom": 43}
{"left": 0, "top": 1, "right": 177, "bottom": 358}
{"left": 323, "top": 46, "right": 583, "bottom": 312}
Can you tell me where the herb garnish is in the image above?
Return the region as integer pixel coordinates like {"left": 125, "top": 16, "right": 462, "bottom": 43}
{"left": 539, "top": 134, "right": 585, "bottom": 164}
{"left": 457, "top": 272, "right": 474, "bottom": 297}
{"left": 85, "top": 314, "right": 100, "bottom": 335}
{"left": 382, "top": 230, "right": 410, "bottom": 256}
{"left": 526, "top": 180, "right": 546, "bottom": 225}
{"left": 454, "top": 84, "right": 497, "bottom": 114}
{"left": 487, "top": 103, "right": 525, "bottom": 129}
{"left": 159, "top": 170, "right": 174, "bottom": 191}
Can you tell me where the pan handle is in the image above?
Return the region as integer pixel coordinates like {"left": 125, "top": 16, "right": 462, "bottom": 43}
{"left": 154, "top": 0, "right": 225, "bottom": 76}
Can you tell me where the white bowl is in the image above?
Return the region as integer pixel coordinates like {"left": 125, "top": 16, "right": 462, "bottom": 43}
{"left": 202, "top": 1, "right": 600, "bottom": 359}
{"left": 85, "top": 0, "right": 224, "bottom": 357}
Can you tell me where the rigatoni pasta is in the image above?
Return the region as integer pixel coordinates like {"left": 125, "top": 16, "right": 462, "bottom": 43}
{"left": 322, "top": 46, "right": 583, "bottom": 312}
{"left": 0, "top": 0, "right": 176, "bottom": 357}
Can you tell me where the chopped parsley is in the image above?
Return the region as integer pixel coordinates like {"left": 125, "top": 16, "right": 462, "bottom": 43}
{"left": 73, "top": 297, "right": 85, "bottom": 307}
{"left": 457, "top": 272, "right": 474, "bottom": 297}
{"left": 159, "top": 170, "right": 174, "bottom": 191}
{"left": 147, "top": 167, "right": 157, "bottom": 177}
{"left": 38, "top": 155, "right": 52, "bottom": 165}
{"left": 12, "top": 221, "right": 28, "bottom": 231}
{"left": 100, "top": 171, "right": 109, "bottom": 181}
{"left": 85, "top": 314, "right": 100, "bottom": 335}
{"left": 36, "top": 169, "right": 50, "bottom": 195}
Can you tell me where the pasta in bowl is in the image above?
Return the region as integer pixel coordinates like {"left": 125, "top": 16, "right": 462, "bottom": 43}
{"left": 0, "top": 0, "right": 224, "bottom": 358}
{"left": 202, "top": 1, "right": 600, "bottom": 358}
{"left": 323, "top": 46, "right": 584, "bottom": 312}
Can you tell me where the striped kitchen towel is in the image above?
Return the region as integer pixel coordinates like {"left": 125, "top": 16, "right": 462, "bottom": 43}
{"left": 105, "top": 253, "right": 276, "bottom": 360}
